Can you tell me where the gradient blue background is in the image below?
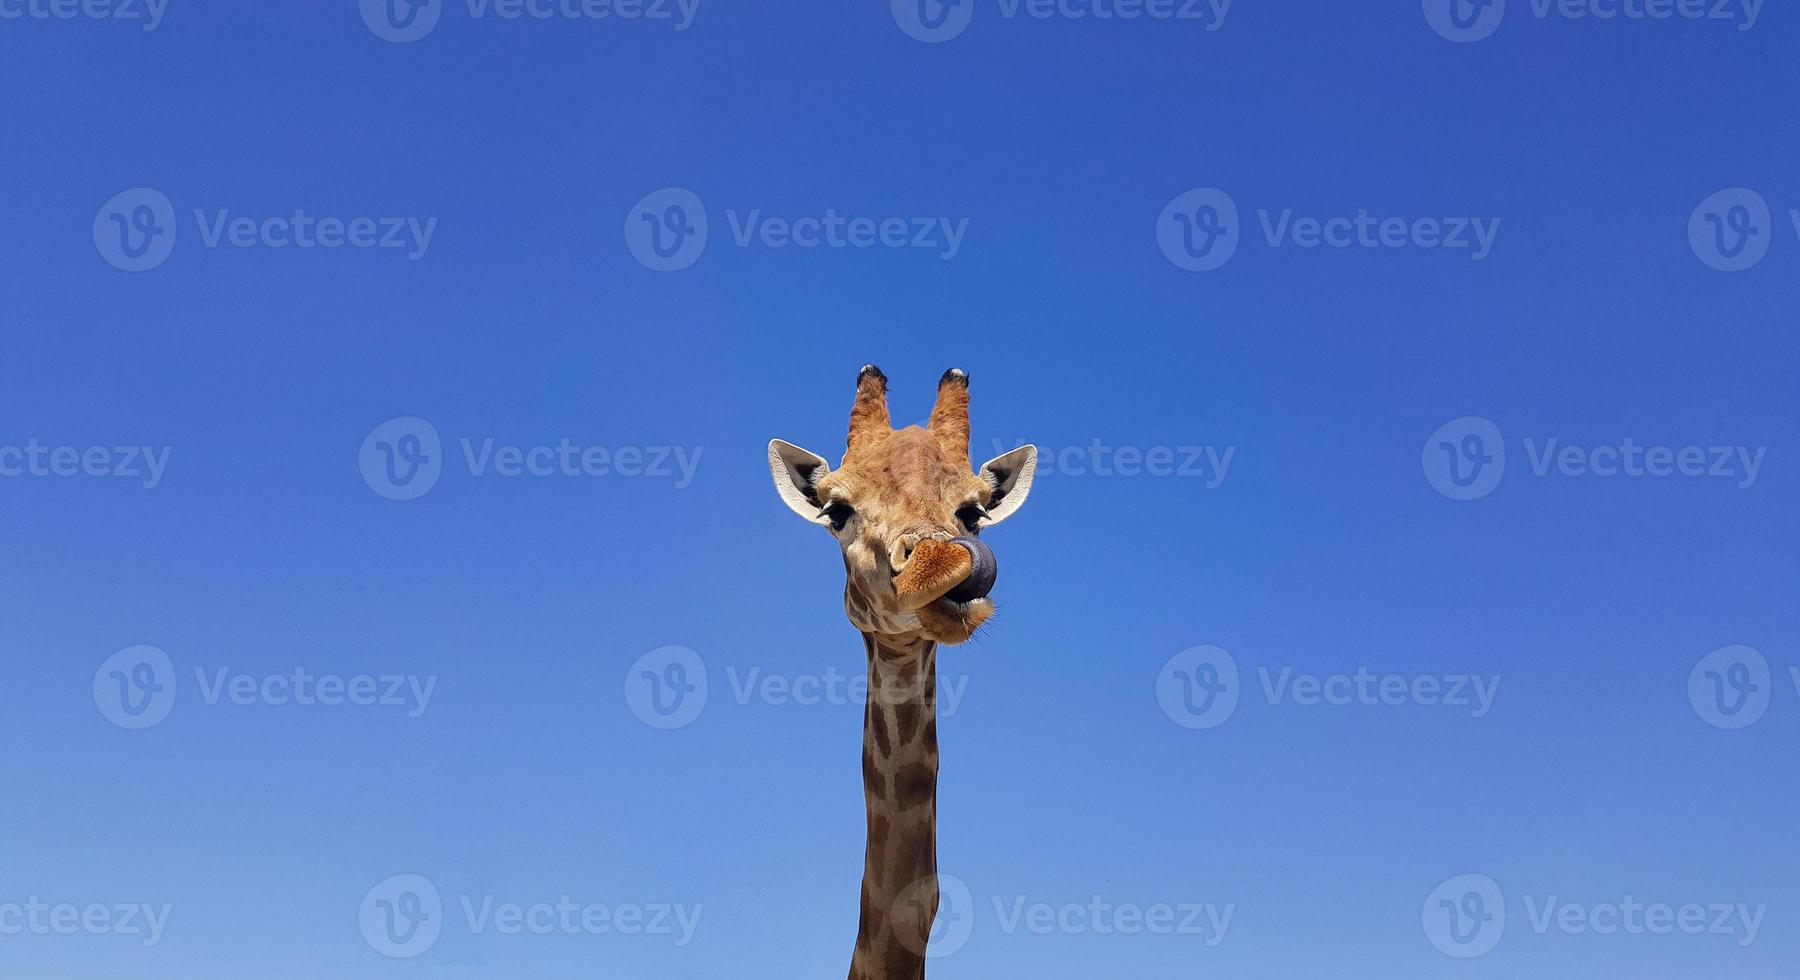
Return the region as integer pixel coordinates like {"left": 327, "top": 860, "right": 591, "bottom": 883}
{"left": 4, "top": 1, "right": 1797, "bottom": 976}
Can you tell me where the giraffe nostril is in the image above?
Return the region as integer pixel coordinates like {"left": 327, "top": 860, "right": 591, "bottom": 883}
{"left": 893, "top": 533, "right": 922, "bottom": 572}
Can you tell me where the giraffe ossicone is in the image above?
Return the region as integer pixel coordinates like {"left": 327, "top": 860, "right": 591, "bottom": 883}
{"left": 767, "top": 366, "right": 1038, "bottom": 979}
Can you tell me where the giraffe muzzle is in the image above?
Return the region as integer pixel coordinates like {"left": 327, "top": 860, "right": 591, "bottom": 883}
{"left": 893, "top": 535, "right": 998, "bottom": 610}
{"left": 902, "top": 536, "right": 999, "bottom": 643}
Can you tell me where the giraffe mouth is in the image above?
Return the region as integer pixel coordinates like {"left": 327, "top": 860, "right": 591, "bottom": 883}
{"left": 893, "top": 537, "right": 998, "bottom": 644}
{"left": 915, "top": 595, "right": 994, "bottom": 645}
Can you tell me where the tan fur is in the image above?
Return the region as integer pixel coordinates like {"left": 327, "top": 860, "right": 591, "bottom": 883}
{"left": 926, "top": 376, "right": 970, "bottom": 458}
{"left": 847, "top": 370, "right": 893, "bottom": 454}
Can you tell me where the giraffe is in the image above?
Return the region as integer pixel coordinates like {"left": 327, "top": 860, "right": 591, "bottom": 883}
{"left": 768, "top": 365, "right": 1037, "bottom": 980}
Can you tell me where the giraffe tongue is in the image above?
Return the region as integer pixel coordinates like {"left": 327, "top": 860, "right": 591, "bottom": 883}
{"left": 943, "top": 536, "right": 997, "bottom": 603}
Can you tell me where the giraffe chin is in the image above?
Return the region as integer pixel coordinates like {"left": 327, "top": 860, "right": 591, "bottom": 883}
{"left": 914, "top": 595, "right": 993, "bottom": 645}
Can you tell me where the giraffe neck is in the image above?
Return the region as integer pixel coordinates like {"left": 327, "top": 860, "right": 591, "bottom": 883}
{"left": 849, "top": 632, "right": 940, "bottom": 980}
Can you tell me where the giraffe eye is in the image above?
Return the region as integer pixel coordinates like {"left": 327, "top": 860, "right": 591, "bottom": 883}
{"left": 824, "top": 502, "right": 855, "bottom": 531}
{"left": 956, "top": 504, "right": 987, "bottom": 533}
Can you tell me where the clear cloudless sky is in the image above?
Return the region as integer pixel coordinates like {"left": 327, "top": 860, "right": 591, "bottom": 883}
{"left": 3, "top": 1, "right": 1798, "bottom": 977}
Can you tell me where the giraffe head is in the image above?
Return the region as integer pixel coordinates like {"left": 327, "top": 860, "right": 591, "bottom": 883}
{"left": 769, "top": 365, "right": 1037, "bottom": 645}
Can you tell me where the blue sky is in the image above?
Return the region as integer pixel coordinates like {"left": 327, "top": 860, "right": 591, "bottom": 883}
{"left": 3, "top": 1, "right": 1798, "bottom": 977}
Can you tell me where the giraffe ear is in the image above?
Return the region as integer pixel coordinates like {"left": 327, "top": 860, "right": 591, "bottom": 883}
{"left": 977, "top": 445, "right": 1037, "bottom": 526}
{"left": 768, "top": 439, "right": 831, "bottom": 525}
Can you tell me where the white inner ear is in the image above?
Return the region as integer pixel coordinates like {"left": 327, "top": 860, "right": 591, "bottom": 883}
{"left": 768, "top": 439, "right": 831, "bottom": 524}
{"left": 977, "top": 444, "right": 1037, "bottom": 526}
